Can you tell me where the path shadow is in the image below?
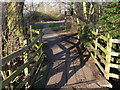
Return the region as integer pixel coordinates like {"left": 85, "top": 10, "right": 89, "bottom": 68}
{"left": 35, "top": 33, "right": 90, "bottom": 89}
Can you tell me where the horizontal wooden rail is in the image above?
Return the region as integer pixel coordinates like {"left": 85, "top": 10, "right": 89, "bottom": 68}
{"left": 98, "top": 35, "right": 108, "bottom": 41}
{"left": 111, "top": 39, "right": 120, "bottom": 44}
{"left": 91, "top": 31, "right": 108, "bottom": 41}
{"left": 1, "top": 33, "right": 43, "bottom": 66}
{"left": 91, "top": 31, "right": 98, "bottom": 36}
{"left": 111, "top": 52, "right": 120, "bottom": 57}
{"left": 109, "top": 63, "right": 120, "bottom": 69}
{"left": 86, "top": 30, "right": 120, "bottom": 80}
{"left": 109, "top": 73, "right": 120, "bottom": 79}
{"left": 16, "top": 53, "right": 43, "bottom": 88}
{"left": 30, "top": 29, "right": 40, "bottom": 34}
{"left": 1, "top": 31, "right": 44, "bottom": 89}
{"left": 2, "top": 45, "right": 42, "bottom": 88}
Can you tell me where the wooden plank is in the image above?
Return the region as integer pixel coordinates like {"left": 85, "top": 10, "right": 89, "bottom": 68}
{"left": 73, "top": 59, "right": 87, "bottom": 83}
{"left": 87, "top": 61, "right": 112, "bottom": 88}
{"left": 82, "top": 63, "right": 95, "bottom": 81}
{"left": 45, "top": 62, "right": 58, "bottom": 88}
{"left": 52, "top": 45, "right": 63, "bottom": 55}
{"left": 73, "top": 83, "right": 88, "bottom": 89}
{"left": 111, "top": 52, "right": 120, "bottom": 57}
{"left": 87, "top": 60, "right": 102, "bottom": 79}
{"left": 61, "top": 80, "right": 97, "bottom": 89}
{"left": 86, "top": 83, "right": 100, "bottom": 88}
{"left": 55, "top": 60, "right": 67, "bottom": 88}
{"left": 61, "top": 41, "right": 74, "bottom": 49}
{"left": 66, "top": 61, "right": 77, "bottom": 85}
{"left": 109, "top": 73, "right": 120, "bottom": 79}
{"left": 96, "top": 79, "right": 112, "bottom": 88}
{"left": 1, "top": 34, "right": 43, "bottom": 65}
{"left": 111, "top": 39, "right": 120, "bottom": 44}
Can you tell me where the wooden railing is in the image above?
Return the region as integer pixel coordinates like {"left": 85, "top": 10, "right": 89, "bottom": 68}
{"left": 1, "top": 29, "right": 44, "bottom": 89}
{"left": 86, "top": 29, "right": 120, "bottom": 80}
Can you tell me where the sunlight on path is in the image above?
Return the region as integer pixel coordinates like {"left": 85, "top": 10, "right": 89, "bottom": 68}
{"left": 42, "top": 23, "right": 59, "bottom": 39}
{"left": 36, "top": 20, "right": 64, "bottom": 24}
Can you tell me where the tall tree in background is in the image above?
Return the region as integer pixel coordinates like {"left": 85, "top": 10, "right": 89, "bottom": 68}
{"left": 7, "top": 2, "right": 25, "bottom": 49}
{"left": 1, "top": 2, "right": 26, "bottom": 89}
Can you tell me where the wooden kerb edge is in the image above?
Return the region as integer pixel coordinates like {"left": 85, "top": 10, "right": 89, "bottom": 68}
{"left": 61, "top": 79, "right": 112, "bottom": 88}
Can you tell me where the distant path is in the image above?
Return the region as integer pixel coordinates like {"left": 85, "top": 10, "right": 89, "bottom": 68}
{"left": 34, "top": 23, "right": 112, "bottom": 89}
{"left": 42, "top": 23, "right": 59, "bottom": 40}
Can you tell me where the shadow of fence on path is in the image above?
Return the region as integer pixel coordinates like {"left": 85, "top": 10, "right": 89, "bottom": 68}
{"left": 34, "top": 33, "right": 90, "bottom": 89}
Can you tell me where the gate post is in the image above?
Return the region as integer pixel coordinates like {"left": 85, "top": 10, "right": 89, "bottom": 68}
{"left": 105, "top": 34, "right": 112, "bottom": 80}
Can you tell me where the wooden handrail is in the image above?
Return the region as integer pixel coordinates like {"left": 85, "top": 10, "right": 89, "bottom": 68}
{"left": 111, "top": 52, "right": 120, "bottom": 57}
{"left": 111, "top": 39, "right": 120, "bottom": 44}
{"left": 1, "top": 33, "right": 43, "bottom": 66}
{"left": 1, "top": 32, "right": 44, "bottom": 89}
{"left": 16, "top": 53, "right": 43, "bottom": 88}
{"left": 2, "top": 45, "right": 42, "bottom": 87}
{"left": 91, "top": 31, "right": 108, "bottom": 41}
{"left": 86, "top": 30, "right": 120, "bottom": 80}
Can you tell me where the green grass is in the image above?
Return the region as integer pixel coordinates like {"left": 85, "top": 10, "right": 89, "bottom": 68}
{"left": 49, "top": 22, "right": 64, "bottom": 28}
{"left": 32, "top": 22, "right": 64, "bottom": 30}
{"left": 32, "top": 23, "right": 48, "bottom": 29}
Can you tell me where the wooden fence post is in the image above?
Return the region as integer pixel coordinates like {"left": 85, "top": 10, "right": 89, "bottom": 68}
{"left": 95, "top": 29, "right": 98, "bottom": 58}
{"left": 105, "top": 34, "right": 112, "bottom": 80}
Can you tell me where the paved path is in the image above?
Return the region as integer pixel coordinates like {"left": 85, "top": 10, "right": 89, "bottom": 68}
{"left": 35, "top": 24, "right": 112, "bottom": 89}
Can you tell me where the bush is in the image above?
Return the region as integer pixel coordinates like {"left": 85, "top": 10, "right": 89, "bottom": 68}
{"left": 97, "top": 2, "right": 120, "bottom": 39}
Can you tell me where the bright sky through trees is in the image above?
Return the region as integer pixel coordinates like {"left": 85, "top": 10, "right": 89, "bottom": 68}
{"left": 0, "top": 0, "right": 119, "bottom": 3}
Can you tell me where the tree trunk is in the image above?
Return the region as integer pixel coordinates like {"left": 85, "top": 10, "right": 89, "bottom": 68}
{"left": 7, "top": 2, "right": 27, "bottom": 87}
{"left": 0, "top": 3, "right": 3, "bottom": 83}
{"left": 0, "top": 2, "right": 2, "bottom": 60}
{"left": 83, "top": 2, "right": 87, "bottom": 20}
